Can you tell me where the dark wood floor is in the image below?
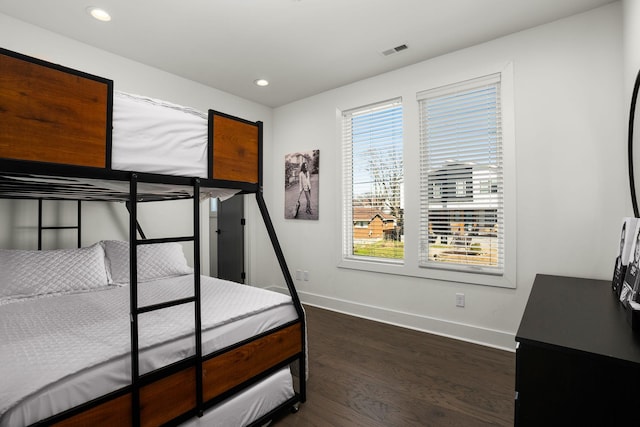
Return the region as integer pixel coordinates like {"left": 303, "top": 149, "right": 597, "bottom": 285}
{"left": 273, "top": 305, "right": 515, "bottom": 427}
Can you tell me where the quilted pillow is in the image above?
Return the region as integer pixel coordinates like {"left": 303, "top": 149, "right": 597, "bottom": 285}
{"left": 101, "top": 240, "right": 193, "bottom": 284}
{"left": 0, "top": 243, "right": 110, "bottom": 302}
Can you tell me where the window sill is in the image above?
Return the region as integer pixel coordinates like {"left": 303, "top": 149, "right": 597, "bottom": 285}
{"left": 338, "top": 256, "right": 515, "bottom": 288}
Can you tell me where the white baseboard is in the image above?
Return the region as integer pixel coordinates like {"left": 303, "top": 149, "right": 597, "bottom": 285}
{"left": 267, "top": 286, "right": 516, "bottom": 352}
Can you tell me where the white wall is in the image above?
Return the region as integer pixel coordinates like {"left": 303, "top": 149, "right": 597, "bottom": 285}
{"left": 250, "top": 3, "right": 625, "bottom": 349}
{"left": 624, "top": 0, "right": 640, "bottom": 95}
{"left": 0, "top": 13, "right": 273, "bottom": 274}
{"left": 623, "top": 0, "right": 640, "bottom": 206}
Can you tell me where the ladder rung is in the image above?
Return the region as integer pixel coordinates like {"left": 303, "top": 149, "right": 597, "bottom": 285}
{"left": 137, "top": 296, "right": 196, "bottom": 314}
{"left": 138, "top": 355, "right": 198, "bottom": 385}
{"left": 41, "top": 226, "right": 79, "bottom": 230}
{"left": 136, "top": 236, "right": 194, "bottom": 245}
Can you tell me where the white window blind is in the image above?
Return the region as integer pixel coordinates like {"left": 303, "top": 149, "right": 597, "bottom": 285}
{"left": 418, "top": 74, "right": 503, "bottom": 273}
{"left": 342, "top": 99, "right": 404, "bottom": 261}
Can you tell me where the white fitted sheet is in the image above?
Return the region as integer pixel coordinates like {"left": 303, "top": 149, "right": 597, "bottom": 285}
{"left": 0, "top": 275, "right": 299, "bottom": 427}
{"left": 181, "top": 367, "right": 294, "bottom": 427}
{"left": 112, "top": 91, "right": 209, "bottom": 178}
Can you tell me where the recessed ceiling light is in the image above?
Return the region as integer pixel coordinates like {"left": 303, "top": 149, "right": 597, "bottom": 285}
{"left": 87, "top": 7, "right": 111, "bottom": 22}
{"left": 254, "top": 79, "right": 269, "bottom": 87}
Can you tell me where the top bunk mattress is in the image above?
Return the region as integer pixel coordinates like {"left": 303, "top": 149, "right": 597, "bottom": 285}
{"left": 0, "top": 47, "right": 261, "bottom": 197}
{"left": 112, "top": 91, "right": 208, "bottom": 179}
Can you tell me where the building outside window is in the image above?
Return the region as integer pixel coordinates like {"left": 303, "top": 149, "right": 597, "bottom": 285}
{"left": 418, "top": 73, "right": 504, "bottom": 273}
{"left": 342, "top": 99, "right": 404, "bottom": 261}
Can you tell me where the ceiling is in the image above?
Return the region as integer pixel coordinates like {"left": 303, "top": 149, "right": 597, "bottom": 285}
{"left": 0, "top": 0, "right": 616, "bottom": 108}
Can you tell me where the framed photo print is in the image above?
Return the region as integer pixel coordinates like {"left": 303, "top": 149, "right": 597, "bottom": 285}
{"left": 284, "top": 150, "right": 319, "bottom": 220}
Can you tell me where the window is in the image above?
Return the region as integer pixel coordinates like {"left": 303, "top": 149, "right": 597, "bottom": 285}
{"left": 209, "top": 198, "right": 218, "bottom": 217}
{"left": 418, "top": 74, "right": 504, "bottom": 274}
{"left": 342, "top": 99, "right": 404, "bottom": 261}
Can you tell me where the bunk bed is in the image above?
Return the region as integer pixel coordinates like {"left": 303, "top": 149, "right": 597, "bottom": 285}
{"left": 0, "top": 47, "right": 306, "bottom": 426}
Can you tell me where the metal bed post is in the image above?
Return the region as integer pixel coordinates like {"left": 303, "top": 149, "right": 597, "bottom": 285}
{"left": 77, "top": 200, "right": 81, "bottom": 248}
{"left": 129, "top": 173, "right": 141, "bottom": 427}
{"left": 254, "top": 119, "right": 306, "bottom": 403}
{"left": 255, "top": 190, "right": 307, "bottom": 403}
{"left": 38, "top": 199, "right": 43, "bottom": 250}
{"left": 193, "top": 178, "right": 204, "bottom": 416}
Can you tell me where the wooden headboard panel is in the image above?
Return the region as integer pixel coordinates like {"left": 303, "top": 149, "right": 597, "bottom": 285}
{"left": 0, "top": 48, "right": 113, "bottom": 169}
{"left": 209, "top": 111, "right": 261, "bottom": 185}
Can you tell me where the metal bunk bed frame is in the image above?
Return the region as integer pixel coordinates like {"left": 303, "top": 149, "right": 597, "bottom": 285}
{"left": 0, "top": 47, "right": 306, "bottom": 427}
{"left": 0, "top": 162, "right": 307, "bottom": 427}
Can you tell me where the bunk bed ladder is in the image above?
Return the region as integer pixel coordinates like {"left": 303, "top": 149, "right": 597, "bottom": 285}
{"left": 128, "top": 174, "right": 204, "bottom": 427}
{"left": 37, "top": 199, "right": 82, "bottom": 249}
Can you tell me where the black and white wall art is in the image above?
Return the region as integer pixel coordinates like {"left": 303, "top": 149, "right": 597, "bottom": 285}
{"left": 284, "top": 150, "right": 319, "bottom": 220}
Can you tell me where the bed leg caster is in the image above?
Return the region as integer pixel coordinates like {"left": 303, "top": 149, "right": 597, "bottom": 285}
{"left": 290, "top": 404, "right": 300, "bottom": 413}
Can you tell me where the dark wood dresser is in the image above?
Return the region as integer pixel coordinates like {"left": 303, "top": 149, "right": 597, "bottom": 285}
{"left": 515, "top": 274, "right": 640, "bottom": 426}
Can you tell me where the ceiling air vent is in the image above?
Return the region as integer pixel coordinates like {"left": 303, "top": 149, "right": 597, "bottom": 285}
{"left": 381, "top": 44, "right": 409, "bottom": 57}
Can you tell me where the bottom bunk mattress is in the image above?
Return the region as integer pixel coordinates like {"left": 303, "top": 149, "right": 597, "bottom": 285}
{"left": 0, "top": 274, "right": 299, "bottom": 426}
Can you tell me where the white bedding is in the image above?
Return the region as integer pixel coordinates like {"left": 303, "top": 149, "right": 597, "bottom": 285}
{"left": 0, "top": 275, "right": 298, "bottom": 426}
{"left": 182, "top": 367, "right": 294, "bottom": 427}
{"left": 112, "top": 91, "right": 209, "bottom": 179}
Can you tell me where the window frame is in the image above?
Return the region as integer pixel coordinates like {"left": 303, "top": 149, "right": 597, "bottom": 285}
{"left": 418, "top": 72, "right": 504, "bottom": 275}
{"left": 340, "top": 98, "right": 405, "bottom": 265}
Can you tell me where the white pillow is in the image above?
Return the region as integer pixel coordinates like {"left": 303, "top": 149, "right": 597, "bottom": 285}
{"left": 101, "top": 240, "right": 193, "bottom": 284}
{"left": 0, "top": 243, "right": 110, "bottom": 302}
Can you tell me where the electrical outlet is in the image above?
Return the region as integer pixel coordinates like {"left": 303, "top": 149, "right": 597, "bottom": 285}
{"left": 295, "top": 269, "right": 302, "bottom": 280}
{"left": 456, "top": 293, "right": 465, "bottom": 307}
{"left": 303, "top": 270, "right": 309, "bottom": 281}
